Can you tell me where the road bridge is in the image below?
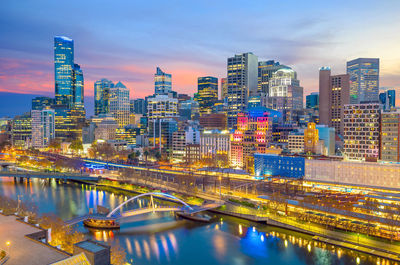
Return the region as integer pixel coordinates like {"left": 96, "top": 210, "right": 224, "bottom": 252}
{"left": 0, "top": 171, "right": 99, "bottom": 182}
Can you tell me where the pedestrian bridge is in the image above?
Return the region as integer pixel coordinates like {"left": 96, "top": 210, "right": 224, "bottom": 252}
{"left": 107, "top": 192, "right": 194, "bottom": 218}
{"left": 65, "top": 192, "right": 223, "bottom": 226}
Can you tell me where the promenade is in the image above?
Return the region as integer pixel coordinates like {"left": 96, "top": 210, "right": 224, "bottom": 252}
{"left": 0, "top": 214, "right": 68, "bottom": 265}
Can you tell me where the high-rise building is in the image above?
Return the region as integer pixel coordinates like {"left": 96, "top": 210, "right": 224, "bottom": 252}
{"left": 269, "top": 68, "right": 303, "bottom": 124}
{"left": 11, "top": 113, "right": 31, "bottom": 148}
{"left": 131, "top": 98, "right": 147, "bottom": 115}
{"left": 258, "top": 60, "right": 289, "bottom": 96}
{"left": 109, "top": 82, "right": 130, "bottom": 128}
{"left": 54, "top": 36, "right": 74, "bottom": 107}
{"left": 54, "top": 36, "right": 84, "bottom": 109}
{"left": 319, "top": 67, "right": 350, "bottom": 135}
{"left": 306, "top": 92, "right": 319, "bottom": 110}
{"left": 230, "top": 107, "right": 273, "bottom": 172}
{"left": 32, "top": 97, "right": 55, "bottom": 110}
{"left": 379, "top": 89, "right": 396, "bottom": 111}
{"left": 304, "top": 122, "right": 319, "bottom": 154}
{"left": 149, "top": 118, "right": 178, "bottom": 156}
{"left": 220, "top": 78, "right": 228, "bottom": 100}
{"left": 343, "top": 103, "right": 380, "bottom": 161}
{"left": 380, "top": 111, "right": 400, "bottom": 162}
{"left": 94, "top": 79, "right": 114, "bottom": 115}
{"left": 347, "top": 58, "right": 379, "bottom": 104}
{"left": 147, "top": 94, "right": 178, "bottom": 120}
{"left": 172, "top": 126, "right": 200, "bottom": 163}
{"left": 199, "top": 113, "right": 227, "bottom": 130}
{"left": 31, "top": 109, "right": 55, "bottom": 148}
{"left": 72, "top": 64, "right": 84, "bottom": 108}
{"left": 197, "top": 76, "right": 218, "bottom": 115}
{"left": 154, "top": 67, "right": 172, "bottom": 95}
{"left": 200, "top": 130, "right": 230, "bottom": 160}
{"left": 227, "top": 52, "right": 258, "bottom": 129}
{"left": 178, "top": 99, "right": 199, "bottom": 121}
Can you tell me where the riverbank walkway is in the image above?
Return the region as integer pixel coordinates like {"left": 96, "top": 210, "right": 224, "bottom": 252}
{"left": 0, "top": 214, "right": 68, "bottom": 265}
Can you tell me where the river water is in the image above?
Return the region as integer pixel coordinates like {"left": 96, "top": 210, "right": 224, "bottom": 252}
{"left": 0, "top": 177, "right": 390, "bottom": 265}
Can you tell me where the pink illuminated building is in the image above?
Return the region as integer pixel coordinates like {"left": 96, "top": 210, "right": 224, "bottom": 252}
{"left": 230, "top": 108, "right": 272, "bottom": 172}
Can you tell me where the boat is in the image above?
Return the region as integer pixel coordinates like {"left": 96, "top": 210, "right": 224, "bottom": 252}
{"left": 83, "top": 217, "right": 120, "bottom": 229}
{"left": 176, "top": 212, "right": 212, "bottom": 223}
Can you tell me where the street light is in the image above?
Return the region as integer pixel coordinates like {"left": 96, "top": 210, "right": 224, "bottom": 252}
{"left": 5, "top": 241, "right": 10, "bottom": 254}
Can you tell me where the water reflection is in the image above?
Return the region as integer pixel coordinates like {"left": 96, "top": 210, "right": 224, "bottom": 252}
{"left": 0, "top": 177, "right": 394, "bottom": 265}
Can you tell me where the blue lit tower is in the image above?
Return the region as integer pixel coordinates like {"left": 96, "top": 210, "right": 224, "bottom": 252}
{"left": 73, "top": 64, "right": 84, "bottom": 108}
{"left": 155, "top": 67, "right": 172, "bottom": 95}
{"left": 54, "top": 36, "right": 74, "bottom": 107}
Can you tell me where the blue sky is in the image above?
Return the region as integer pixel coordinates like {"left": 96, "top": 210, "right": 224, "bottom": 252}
{"left": 1, "top": 0, "right": 399, "bottom": 110}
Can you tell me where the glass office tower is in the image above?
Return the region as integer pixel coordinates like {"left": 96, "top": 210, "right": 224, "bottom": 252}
{"left": 154, "top": 67, "right": 172, "bottom": 95}
{"left": 54, "top": 36, "right": 74, "bottom": 107}
{"left": 73, "top": 64, "right": 84, "bottom": 108}
{"left": 347, "top": 58, "right": 379, "bottom": 104}
{"left": 94, "top": 79, "right": 114, "bottom": 115}
{"left": 197, "top": 76, "right": 218, "bottom": 115}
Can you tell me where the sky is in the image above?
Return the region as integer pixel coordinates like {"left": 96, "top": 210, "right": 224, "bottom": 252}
{"left": 1, "top": 0, "right": 400, "bottom": 116}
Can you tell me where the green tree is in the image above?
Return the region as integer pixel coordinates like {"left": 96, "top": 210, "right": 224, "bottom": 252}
{"left": 69, "top": 139, "right": 83, "bottom": 155}
{"left": 48, "top": 138, "right": 61, "bottom": 152}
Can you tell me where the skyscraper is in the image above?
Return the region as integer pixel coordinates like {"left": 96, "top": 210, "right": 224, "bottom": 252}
{"left": 31, "top": 109, "right": 55, "bottom": 148}
{"left": 319, "top": 67, "right": 350, "bottom": 135}
{"left": 94, "top": 79, "right": 114, "bottom": 115}
{"left": 306, "top": 92, "right": 319, "bottom": 110}
{"left": 381, "top": 111, "right": 400, "bottom": 162}
{"left": 227, "top": 52, "right": 258, "bottom": 129}
{"left": 154, "top": 67, "right": 172, "bottom": 95}
{"left": 109, "top": 82, "right": 130, "bottom": 128}
{"left": 220, "top": 78, "right": 227, "bottom": 100}
{"left": 379, "top": 89, "right": 396, "bottom": 111}
{"left": 258, "top": 60, "right": 290, "bottom": 96}
{"left": 343, "top": 103, "right": 380, "bottom": 161}
{"left": 54, "top": 36, "right": 74, "bottom": 107}
{"left": 269, "top": 68, "right": 303, "bottom": 124}
{"left": 197, "top": 76, "right": 218, "bottom": 115}
{"left": 73, "top": 64, "right": 84, "bottom": 108}
{"left": 347, "top": 58, "right": 379, "bottom": 104}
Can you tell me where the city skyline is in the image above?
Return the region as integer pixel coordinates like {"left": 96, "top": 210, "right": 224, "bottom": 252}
{"left": 1, "top": 0, "right": 400, "bottom": 110}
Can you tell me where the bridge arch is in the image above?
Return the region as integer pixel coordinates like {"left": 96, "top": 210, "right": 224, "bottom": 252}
{"left": 107, "top": 192, "right": 193, "bottom": 217}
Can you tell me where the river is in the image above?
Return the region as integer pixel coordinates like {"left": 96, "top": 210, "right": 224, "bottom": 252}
{"left": 0, "top": 177, "right": 389, "bottom": 265}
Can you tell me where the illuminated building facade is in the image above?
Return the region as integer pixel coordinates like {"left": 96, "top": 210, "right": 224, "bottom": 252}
{"left": 230, "top": 108, "right": 272, "bottom": 172}
{"left": 94, "top": 79, "right": 114, "bottom": 115}
{"left": 379, "top": 89, "right": 396, "bottom": 111}
{"left": 254, "top": 154, "right": 305, "bottom": 178}
{"left": 306, "top": 92, "right": 319, "bottom": 110}
{"left": 227, "top": 52, "right": 258, "bottom": 129}
{"left": 31, "top": 109, "right": 55, "bottom": 148}
{"left": 200, "top": 130, "right": 230, "bottom": 159}
{"left": 199, "top": 113, "right": 227, "bottom": 130}
{"left": 288, "top": 132, "right": 304, "bottom": 153}
{"left": 32, "top": 97, "right": 54, "bottom": 110}
{"left": 94, "top": 116, "right": 118, "bottom": 141}
{"left": 154, "top": 67, "right": 172, "bottom": 95}
{"left": 347, "top": 58, "right": 379, "bottom": 104}
{"left": 319, "top": 67, "right": 350, "bottom": 135}
{"left": 149, "top": 118, "right": 178, "bottom": 156}
{"left": 54, "top": 36, "right": 84, "bottom": 109}
{"left": 197, "top": 76, "right": 218, "bottom": 115}
{"left": 305, "top": 159, "right": 400, "bottom": 190}
{"left": 178, "top": 99, "right": 199, "bottom": 121}
{"left": 220, "top": 78, "right": 228, "bottom": 100}
{"left": 269, "top": 68, "right": 303, "bottom": 124}
{"left": 147, "top": 94, "right": 178, "bottom": 120}
{"left": 257, "top": 60, "right": 289, "bottom": 96}
{"left": 131, "top": 98, "right": 147, "bottom": 115}
{"left": 380, "top": 111, "right": 400, "bottom": 162}
{"left": 109, "top": 82, "right": 130, "bottom": 128}
{"left": 343, "top": 103, "right": 380, "bottom": 161}
{"left": 172, "top": 127, "right": 200, "bottom": 163}
{"left": 53, "top": 105, "right": 85, "bottom": 141}
{"left": 11, "top": 113, "right": 31, "bottom": 147}
{"left": 304, "top": 122, "right": 319, "bottom": 154}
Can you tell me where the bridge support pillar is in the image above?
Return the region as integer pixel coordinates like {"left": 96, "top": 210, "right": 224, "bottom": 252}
{"left": 150, "top": 195, "right": 155, "bottom": 213}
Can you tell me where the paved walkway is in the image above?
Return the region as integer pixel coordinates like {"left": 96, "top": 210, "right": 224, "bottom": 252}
{"left": 0, "top": 214, "right": 68, "bottom": 265}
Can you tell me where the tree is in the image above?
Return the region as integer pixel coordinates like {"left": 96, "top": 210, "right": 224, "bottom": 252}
{"left": 110, "top": 244, "right": 127, "bottom": 265}
{"left": 0, "top": 134, "right": 10, "bottom": 152}
{"left": 69, "top": 139, "right": 83, "bottom": 156}
{"left": 48, "top": 138, "right": 61, "bottom": 152}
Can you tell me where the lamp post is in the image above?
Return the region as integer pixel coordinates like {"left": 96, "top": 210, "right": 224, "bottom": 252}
{"left": 5, "top": 241, "right": 10, "bottom": 255}
{"left": 219, "top": 176, "right": 222, "bottom": 198}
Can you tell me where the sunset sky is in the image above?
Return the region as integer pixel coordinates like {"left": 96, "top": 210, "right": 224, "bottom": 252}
{"left": 1, "top": 0, "right": 400, "bottom": 116}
